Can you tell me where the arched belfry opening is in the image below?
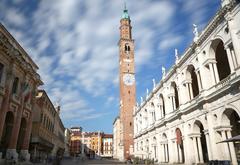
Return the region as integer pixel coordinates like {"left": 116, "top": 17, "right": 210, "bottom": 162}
{"left": 211, "top": 39, "right": 231, "bottom": 81}
{"left": 125, "top": 44, "right": 130, "bottom": 53}
{"left": 187, "top": 65, "right": 199, "bottom": 98}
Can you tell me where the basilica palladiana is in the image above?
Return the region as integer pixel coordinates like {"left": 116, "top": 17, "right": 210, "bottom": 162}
{"left": 133, "top": 0, "right": 240, "bottom": 164}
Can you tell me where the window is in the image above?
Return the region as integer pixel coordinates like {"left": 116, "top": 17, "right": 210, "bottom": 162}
{"left": 12, "top": 77, "right": 19, "bottom": 94}
{"left": 125, "top": 44, "right": 130, "bottom": 52}
{"left": 0, "top": 63, "right": 3, "bottom": 83}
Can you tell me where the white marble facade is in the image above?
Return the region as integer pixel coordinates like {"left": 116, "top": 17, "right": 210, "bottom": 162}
{"left": 133, "top": 1, "right": 240, "bottom": 165}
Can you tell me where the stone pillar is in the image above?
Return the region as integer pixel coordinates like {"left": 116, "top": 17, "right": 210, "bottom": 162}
{"left": 174, "top": 141, "right": 178, "bottom": 163}
{"left": 231, "top": 49, "right": 238, "bottom": 68}
{"left": 189, "top": 83, "right": 193, "bottom": 100}
{"left": 226, "top": 130, "right": 238, "bottom": 165}
{"left": 197, "top": 136, "right": 204, "bottom": 163}
{"left": 196, "top": 71, "right": 202, "bottom": 91}
{"left": 20, "top": 116, "right": 32, "bottom": 161}
{"left": 172, "top": 97, "right": 176, "bottom": 111}
{"left": 213, "top": 63, "right": 220, "bottom": 83}
{"left": 226, "top": 47, "right": 235, "bottom": 73}
{"left": 226, "top": 13, "right": 240, "bottom": 67}
{"left": 205, "top": 132, "right": 213, "bottom": 160}
{"left": 193, "top": 137, "right": 199, "bottom": 163}
{"left": 7, "top": 107, "right": 22, "bottom": 160}
{"left": 221, "top": 130, "right": 231, "bottom": 160}
{"left": 209, "top": 63, "right": 216, "bottom": 85}
{"left": 160, "top": 144, "right": 164, "bottom": 162}
{"left": 165, "top": 144, "right": 169, "bottom": 162}
{"left": 186, "top": 83, "right": 192, "bottom": 100}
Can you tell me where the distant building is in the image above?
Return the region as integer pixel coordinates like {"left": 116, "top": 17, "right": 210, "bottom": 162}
{"left": 90, "top": 131, "right": 102, "bottom": 158}
{"left": 113, "top": 117, "right": 124, "bottom": 160}
{"left": 0, "top": 23, "right": 42, "bottom": 162}
{"left": 69, "top": 127, "right": 82, "bottom": 156}
{"left": 102, "top": 134, "right": 113, "bottom": 158}
{"left": 30, "top": 90, "right": 65, "bottom": 162}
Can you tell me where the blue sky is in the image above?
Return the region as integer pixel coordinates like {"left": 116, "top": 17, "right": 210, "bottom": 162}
{"left": 0, "top": 0, "right": 220, "bottom": 133}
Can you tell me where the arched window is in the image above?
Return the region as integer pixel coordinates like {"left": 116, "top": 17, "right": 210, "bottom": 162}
{"left": 170, "top": 82, "right": 179, "bottom": 110}
{"left": 210, "top": 39, "right": 231, "bottom": 81}
{"left": 159, "top": 94, "right": 166, "bottom": 117}
{"left": 12, "top": 77, "right": 19, "bottom": 94}
{"left": 187, "top": 65, "right": 199, "bottom": 98}
{"left": 0, "top": 63, "right": 4, "bottom": 83}
{"left": 125, "top": 44, "right": 130, "bottom": 52}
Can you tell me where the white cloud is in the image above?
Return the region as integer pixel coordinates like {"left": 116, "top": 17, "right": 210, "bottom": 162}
{"left": 5, "top": 8, "right": 26, "bottom": 27}
{"left": 158, "top": 35, "right": 183, "bottom": 50}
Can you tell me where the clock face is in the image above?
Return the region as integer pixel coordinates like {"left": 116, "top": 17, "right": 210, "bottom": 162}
{"left": 123, "top": 74, "right": 135, "bottom": 86}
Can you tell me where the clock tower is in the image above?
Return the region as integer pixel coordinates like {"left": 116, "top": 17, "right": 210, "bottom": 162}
{"left": 118, "top": 4, "right": 136, "bottom": 159}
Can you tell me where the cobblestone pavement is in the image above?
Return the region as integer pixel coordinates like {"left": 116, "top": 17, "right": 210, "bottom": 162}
{"left": 31, "top": 159, "right": 126, "bottom": 165}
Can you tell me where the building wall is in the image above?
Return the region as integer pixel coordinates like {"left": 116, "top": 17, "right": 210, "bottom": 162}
{"left": 134, "top": 1, "right": 240, "bottom": 165}
{"left": 30, "top": 90, "right": 65, "bottom": 162}
{"left": 102, "top": 136, "right": 113, "bottom": 157}
{"left": 0, "top": 23, "right": 42, "bottom": 161}
{"left": 113, "top": 117, "right": 124, "bottom": 161}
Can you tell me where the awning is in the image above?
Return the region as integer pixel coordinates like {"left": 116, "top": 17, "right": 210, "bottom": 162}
{"left": 218, "top": 135, "right": 240, "bottom": 143}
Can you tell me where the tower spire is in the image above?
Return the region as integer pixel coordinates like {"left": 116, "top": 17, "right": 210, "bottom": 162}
{"left": 124, "top": 1, "right": 127, "bottom": 10}
{"left": 122, "top": 1, "right": 130, "bottom": 19}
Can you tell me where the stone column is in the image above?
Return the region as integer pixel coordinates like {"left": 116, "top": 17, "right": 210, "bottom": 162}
{"left": 20, "top": 116, "right": 32, "bottom": 161}
{"left": 196, "top": 71, "right": 202, "bottom": 91}
{"left": 197, "top": 136, "right": 204, "bottom": 163}
{"left": 226, "top": 130, "right": 238, "bottom": 165}
{"left": 226, "top": 13, "right": 240, "bottom": 67}
{"left": 193, "top": 137, "right": 199, "bottom": 163}
{"left": 174, "top": 141, "right": 178, "bottom": 163}
{"left": 209, "top": 63, "right": 217, "bottom": 85}
{"left": 226, "top": 47, "right": 235, "bottom": 73}
{"left": 213, "top": 63, "right": 220, "bottom": 83}
{"left": 189, "top": 83, "right": 193, "bottom": 100}
{"left": 166, "top": 144, "right": 169, "bottom": 162}
{"left": 231, "top": 49, "right": 238, "bottom": 68}
{"left": 205, "top": 132, "right": 213, "bottom": 160}
{"left": 221, "top": 130, "right": 231, "bottom": 160}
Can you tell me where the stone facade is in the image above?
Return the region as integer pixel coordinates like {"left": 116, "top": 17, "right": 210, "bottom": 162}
{"left": 0, "top": 23, "right": 42, "bottom": 162}
{"left": 113, "top": 116, "right": 124, "bottom": 161}
{"left": 30, "top": 90, "right": 64, "bottom": 162}
{"left": 133, "top": 1, "right": 240, "bottom": 165}
{"left": 101, "top": 134, "right": 113, "bottom": 158}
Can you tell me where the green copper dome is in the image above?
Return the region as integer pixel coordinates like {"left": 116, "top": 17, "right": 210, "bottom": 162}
{"left": 122, "top": 9, "right": 129, "bottom": 19}
{"left": 121, "top": 2, "right": 130, "bottom": 19}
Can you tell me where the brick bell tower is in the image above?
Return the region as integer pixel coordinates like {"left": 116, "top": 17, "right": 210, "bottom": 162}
{"left": 118, "top": 3, "right": 136, "bottom": 159}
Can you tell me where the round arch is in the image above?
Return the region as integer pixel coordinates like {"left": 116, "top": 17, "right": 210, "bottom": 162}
{"left": 1, "top": 111, "right": 14, "bottom": 158}
{"left": 192, "top": 120, "right": 209, "bottom": 162}
{"left": 209, "top": 38, "right": 231, "bottom": 81}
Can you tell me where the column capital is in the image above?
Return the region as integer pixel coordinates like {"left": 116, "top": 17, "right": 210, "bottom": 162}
{"left": 214, "top": 125, "right": 232, "bottom": 132}
{"left": 188, "top": 133, "right": 201, "bottom": 138}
